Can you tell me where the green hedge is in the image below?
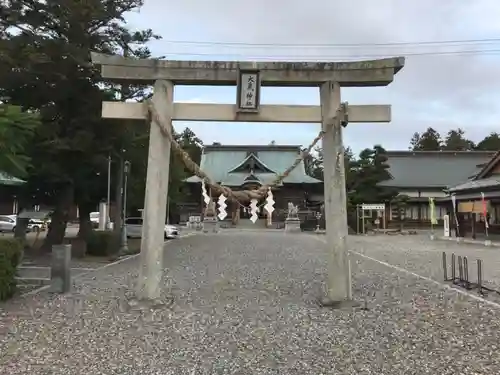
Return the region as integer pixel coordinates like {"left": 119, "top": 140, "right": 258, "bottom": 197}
{"left": 0, "top": 238, "right": 23, "bottom": 301}
{"left": 86, "top": 231, "right": 118, "bottom": 257}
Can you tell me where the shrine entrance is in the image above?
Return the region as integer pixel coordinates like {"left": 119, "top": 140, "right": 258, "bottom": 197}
{"left": 91, "top": 53, "right": 405, "bottom": 305}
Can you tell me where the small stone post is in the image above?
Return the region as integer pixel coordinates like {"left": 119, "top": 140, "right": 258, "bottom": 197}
{"left": 98, "top": 201, "right": 107, "bottom": 230}
{"left": 50, "top": 244, "right": 71, "bottom": 293}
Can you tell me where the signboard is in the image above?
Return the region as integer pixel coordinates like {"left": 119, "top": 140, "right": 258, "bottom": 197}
{"left": 361, "top": 203, "right": 385, "bottom": 210}
{"left": 443, "top": 214, "right": 450, "bottom": 237}
{"left": 458, "top": 200, "right": 490, "bottom": 213}
{"left": 237, "top": 70, "right": 260, "bottom": 112}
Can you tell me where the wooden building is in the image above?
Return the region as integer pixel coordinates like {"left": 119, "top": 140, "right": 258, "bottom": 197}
{"left": 445, "top": 151, "right": 500, "bottom": 237}
{"left": 185, "top": 144, "right": 323, "bottom": 227}
{"left": 379, "top": 151, "right": 496, "bottom": 226}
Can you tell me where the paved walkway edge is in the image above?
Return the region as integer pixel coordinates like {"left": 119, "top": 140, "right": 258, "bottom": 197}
{"left": 311, "top": 235, "right": 500, "bottom": 310}
{"left": 436, "top": 235, "right": 499, "bottom": 248}
{"left": 19, "top": 232, "right": 198, "bottom": 297}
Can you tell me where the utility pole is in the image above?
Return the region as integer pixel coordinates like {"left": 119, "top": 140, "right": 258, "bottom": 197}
{"left": 113, "top": 150, "right": 125, "bottom": 243}
{"left": 113, "top": 45, "right": 130, "bottom": 243}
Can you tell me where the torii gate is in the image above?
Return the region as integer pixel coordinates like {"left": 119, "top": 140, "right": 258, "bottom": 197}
{"left": 91, "top": 53, "right": 404, "bottom": 306}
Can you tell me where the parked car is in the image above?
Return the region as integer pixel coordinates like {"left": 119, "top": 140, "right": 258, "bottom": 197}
{"left": 27, "top": 218, "right": 46, "bottom": 232}
{"left": 0, "top": 215, "right": 16, "bottom": 232}
{"left": 124, "top": 217, "right": 179, "bottom": 240}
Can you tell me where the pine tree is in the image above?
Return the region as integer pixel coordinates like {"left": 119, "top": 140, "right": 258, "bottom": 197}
{"left": 410, "top": 127, "right": 442, "bottom": 151}
{"left": 442, "top": 128, "right": 475, "bottom": 150}
{"left": 476, "top": 132, "right": 500, "bottom": 151}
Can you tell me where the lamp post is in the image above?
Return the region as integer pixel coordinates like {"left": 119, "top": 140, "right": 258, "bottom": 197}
{"left": 315, "top": 211, "right": 322, "bottom": 233}
{"left": 119, "top": 160, "right": 131, "bottom": 255}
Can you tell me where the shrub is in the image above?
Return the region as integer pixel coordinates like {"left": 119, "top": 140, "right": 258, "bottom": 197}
{"left": 0, "top": 238, "right": 23, "bottom": 301}
{"left": 86, "top": 231, "right": 118, "bottom": 257}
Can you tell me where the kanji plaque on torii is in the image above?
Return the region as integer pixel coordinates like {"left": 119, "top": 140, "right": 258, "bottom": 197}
{"left": 91, "top": 52, "right": 405, "bottom": 306}
{"left": 237, "top": 70, "right": 260, "bottom": 112}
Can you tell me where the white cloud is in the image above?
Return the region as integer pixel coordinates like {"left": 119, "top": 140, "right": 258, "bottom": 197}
{"left": 126, "top": 0, "right": 500, "bottom": 152}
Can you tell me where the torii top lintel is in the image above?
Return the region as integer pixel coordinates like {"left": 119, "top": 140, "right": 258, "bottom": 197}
{"left": 90, "top": 52, "right": 405, "bottom": 87}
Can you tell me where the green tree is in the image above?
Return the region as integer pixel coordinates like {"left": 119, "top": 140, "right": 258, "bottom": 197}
{"left": 475, "top": 132, "right": 500, "bottom": 151}
{"left": 122, "top": 125, "right": 203, "bottom": 223}
{"left": 169, "top": 128, "right": 203, "bottom": 220}
{"left": 0, "top": 0, "right": 159, "bottom": 250}
{"left": 349, "top": 145, "right": 396, "bottom": 206}
{"left": 0, "top": 104, "right": 39, "bottom": 177}
{"left": 410, "top": 127, "right": 442, "bottom": 151}
{"left": 306, "top": 146, "right": 354, "bottom": 183}
{"left": 390, "top": 194, "right": 410, "bottom": 231}
{"left": 442, "top": 128, "right": 475, "bottom": 150}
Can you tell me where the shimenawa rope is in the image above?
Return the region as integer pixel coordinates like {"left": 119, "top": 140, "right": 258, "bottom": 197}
{"left": 145, "top": 100, "right": 342, "bottom": 204}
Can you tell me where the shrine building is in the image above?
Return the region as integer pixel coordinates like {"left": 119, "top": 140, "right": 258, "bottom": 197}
{"left": 185, "top": 144, "right": 323, "bottom": 227}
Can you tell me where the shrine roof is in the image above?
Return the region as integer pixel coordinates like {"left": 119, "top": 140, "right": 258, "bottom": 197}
{"left": 379, "top": 151, "right": 496, "bottom": 189}
{"left": 0, "top": 171, "right": 25, "bottom": 186}
{"left": 185, "top": 145, "right": 321, "bottom": 185}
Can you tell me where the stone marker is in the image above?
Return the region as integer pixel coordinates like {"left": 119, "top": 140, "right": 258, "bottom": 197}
{"left": 50, "top": 244, "right": 71, "bottom": 293}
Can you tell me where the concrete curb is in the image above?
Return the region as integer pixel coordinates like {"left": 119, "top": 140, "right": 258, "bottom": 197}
{"left": 19, "top": 232, "right": 198, "bottom": 298}
{"left": 435, "top": 236, "right": 500, "bottom": 248}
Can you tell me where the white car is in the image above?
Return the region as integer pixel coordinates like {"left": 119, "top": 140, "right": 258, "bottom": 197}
{"left": 27, "top": 219, "right": 46, "bottom": 232}
{"left": 125, "top": 217, "right": 179, "bottom": 240}
{"left": 0, "top": 215, "right": 45, "bottom": 232}
{"left": 0, "top": 215, "right": 16, "bottom": 232}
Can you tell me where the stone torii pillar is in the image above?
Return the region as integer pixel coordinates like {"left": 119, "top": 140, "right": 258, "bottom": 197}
{"left": 137, "top": 79, "right": 173, "bottom": 300}
{"left": 90, "top": 52, "right": 405, "bottom": 304}
{"left": 320, "top": 85, "right": 352, "bottom": 305}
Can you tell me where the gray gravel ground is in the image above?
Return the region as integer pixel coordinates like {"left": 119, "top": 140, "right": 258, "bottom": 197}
{"left": 351, "top": 234, "right": 500, "bottom": 292}
{"left": 1, "top": 231, "right": 500, "bottom": 374}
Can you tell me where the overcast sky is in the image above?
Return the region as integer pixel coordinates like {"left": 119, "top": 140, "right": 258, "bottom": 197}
{"left": 125, "top": 0, "right": 500, "bottom": 153}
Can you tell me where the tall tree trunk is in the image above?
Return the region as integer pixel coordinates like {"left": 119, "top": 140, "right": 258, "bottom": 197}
{"left": 14, "top": 218, "right": 29, "bottom": 241}
{"left": 41, "top": 184, "right": 74, "bottom": 252}
{"left": 77, "top": 202, "right": 93, "bottom": 241}
{"left": 14, "top": 200, "right": 28, "bottom": 242}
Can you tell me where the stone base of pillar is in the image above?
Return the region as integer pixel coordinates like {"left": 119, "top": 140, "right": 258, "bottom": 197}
{"left": 318, "top": 297, "right": 360, "bottom": 310}
{"left": 284, "top": 218, "right": 301, "bottom": 233}
{"left": 203, "top": 217, "right": 219, "bottom": 233}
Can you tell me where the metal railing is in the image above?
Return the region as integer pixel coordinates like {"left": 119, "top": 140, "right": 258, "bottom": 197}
{"left": 442, "top": 251, "right": 500, "bottom": 297}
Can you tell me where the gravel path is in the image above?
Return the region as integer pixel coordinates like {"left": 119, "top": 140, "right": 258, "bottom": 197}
{"left": 1, "top": 231, "right": 500, "bottom": 374}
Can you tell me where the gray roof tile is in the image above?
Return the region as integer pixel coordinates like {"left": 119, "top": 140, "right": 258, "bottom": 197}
{"left": 448, "top": 176, "right": 500, "bottom": 192}
{"left": 379, "top": 151, "right": 495, "bottom": 188}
